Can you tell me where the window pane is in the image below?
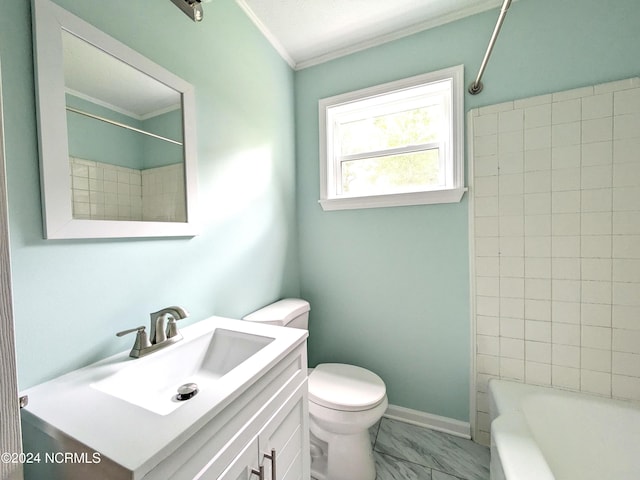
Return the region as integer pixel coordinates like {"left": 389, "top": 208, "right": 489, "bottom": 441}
{"left": 340, "top": 149, "right": 441, "bottom": 196}
{"left": 338, "top": 104, "right": 443, "bottom": 156}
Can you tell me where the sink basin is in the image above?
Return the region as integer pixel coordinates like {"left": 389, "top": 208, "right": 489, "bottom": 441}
{"left": 91, "top": 328, "right": 274, "bottom": 415}
{"left": 21, "top": 315, "right": 307, "bottom": 477}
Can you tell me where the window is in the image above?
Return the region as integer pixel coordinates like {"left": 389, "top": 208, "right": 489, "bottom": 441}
{"left": 319, "top": 65, "right": 465, "bottom": 211}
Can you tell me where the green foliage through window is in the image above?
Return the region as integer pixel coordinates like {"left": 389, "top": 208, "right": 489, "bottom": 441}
{"left": 341, "top": 150, "right": 440, "bottom": 195}
{"left": 339, "top": 105, "right": 442, "bottom": 156}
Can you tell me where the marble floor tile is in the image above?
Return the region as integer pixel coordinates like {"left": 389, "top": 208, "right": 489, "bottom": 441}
{"left": 375, "top": 451, "right": 432, "bottom": 480}
{"left": 432, "top": 470, "right": 464, "bottom": 480}
{"left": 374, "top": 418, "right": 489, "bottom": 480}
{"left": 370, "top": 419, "right": 382, "bottom": 446}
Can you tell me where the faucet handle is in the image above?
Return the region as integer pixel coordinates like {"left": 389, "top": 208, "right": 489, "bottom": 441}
{"left": 116, "top": 326, "right": 146, "bottom": 337}
{"left": 166, "top": 316, "right": 184, "bottom": 339}
{"left": 116, "top": 326, "right": 151, "bottom": 354}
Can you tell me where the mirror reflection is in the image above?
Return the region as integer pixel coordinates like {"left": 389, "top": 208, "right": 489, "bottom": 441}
{"left": 62, "top": 31, "right": 186, "bottom": 222}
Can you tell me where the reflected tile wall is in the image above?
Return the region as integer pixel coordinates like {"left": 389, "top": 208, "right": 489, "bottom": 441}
{"left": 71, "top": 157, "right": 142, "bottom": 221}
{"left": 142, "top": 163, "right": 186, "bottom": 222}
{"left": 70, "top": 158, "right": 184, "bottom": 222}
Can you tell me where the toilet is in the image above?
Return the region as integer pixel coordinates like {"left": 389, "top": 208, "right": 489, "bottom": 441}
{"left": 243, "top": 298, "right": 387, "bottom": 480}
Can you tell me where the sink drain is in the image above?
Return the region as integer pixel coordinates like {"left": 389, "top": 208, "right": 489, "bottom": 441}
{"left": 176, "top": 382, "right": 199, "bottom": 401}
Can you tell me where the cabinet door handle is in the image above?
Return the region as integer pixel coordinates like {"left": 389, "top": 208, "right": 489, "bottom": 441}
{"left": 263, "top": 449, "right": 276, "bottom": 480}
{"left": 251, "top": 465, "right": 264, "bottom": 480}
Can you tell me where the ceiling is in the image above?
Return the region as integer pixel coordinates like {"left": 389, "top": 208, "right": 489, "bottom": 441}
{"left": 235, "top": 0, "right": 507, "bottom": 70}
{"left": 63, "top": 31, "right": 181, "bottom": 120}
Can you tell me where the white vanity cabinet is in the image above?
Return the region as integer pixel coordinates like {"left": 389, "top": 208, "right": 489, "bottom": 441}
{"left": 21, "top": 318, "right": 309, "bottom": 480}
{"left": 213, "top": 384, "right": 307, "bottom": 480}
{"left": 214, "top": 438, "right": 261, "bottom": 480}
{"left": 145, "top": 344, "right": 310, "bottom": 480}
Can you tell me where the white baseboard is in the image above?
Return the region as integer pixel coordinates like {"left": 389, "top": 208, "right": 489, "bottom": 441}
{"left": 384, "top": 404, "right": 471, "bottom": 439}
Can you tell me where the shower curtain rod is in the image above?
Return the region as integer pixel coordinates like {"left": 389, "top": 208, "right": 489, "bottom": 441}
{"left": 468, "top": 0, "right": 512, "bottom": 95}
{"left": 66, "top": 106, "right": 183, "bottom": 146}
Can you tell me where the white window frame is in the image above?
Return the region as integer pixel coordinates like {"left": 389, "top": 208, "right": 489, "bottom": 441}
{"left": 318, "top": 65, "right": 466, "bottom": 211}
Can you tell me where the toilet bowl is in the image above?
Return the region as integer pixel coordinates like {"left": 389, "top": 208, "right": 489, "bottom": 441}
{"left": 308, "top": 363, "right": 387, "bottom": 480}
{"left": 243, "top": 299, "right": 387, "bottom": 480}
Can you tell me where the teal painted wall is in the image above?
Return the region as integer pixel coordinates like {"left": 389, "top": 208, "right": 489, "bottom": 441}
{"left": 67, "top": 94, "right": 183, "bottom": 169}
{"left": 1, "top": 0, "right": 299, "bottom": 389}
{"left": 295, "top": 0, "right": 640, "bottom": 421}
{"left": 67, "top": 94, "right": 145, "bottom": 169}
{"left": 141, "top": 109, "right": 184, "bottom": 168}
{"left": 2, "top": 0, "right": 639, "bottom": 422}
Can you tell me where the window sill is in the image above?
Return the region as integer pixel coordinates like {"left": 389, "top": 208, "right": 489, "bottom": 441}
{"left": 318, "top": 187, "right": 467, "bottom": 211}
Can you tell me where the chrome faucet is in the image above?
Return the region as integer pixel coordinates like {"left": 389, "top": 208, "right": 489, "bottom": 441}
{"left": 116, "top": 305, "right": 189, "bottom": 358}
{"left": 149, "top": 306, "right": 189, "bottom": 344}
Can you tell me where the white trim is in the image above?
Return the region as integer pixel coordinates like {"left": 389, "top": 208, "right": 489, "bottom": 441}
{"left": 234, "top": 0, "right": 296, "bottom": 69}
{"left": 32, "top": 0, "right": 199, "bottom": 239}
{"left": 296, "top": 0, "right": 508, "bottom": 70}
{"left": 139, "top": 103, "right": 182, "bottom": 121}
{"left": 340, "top": 142, "right": 441, "bottom": 163}
{"left": 66, "top": 88, "right": 181, "bottom": 124}
{"left": 467, "top": 110, "right": 478, "bottom": 442}
{"left": 0, "top": 59, "right": 24, "bottom": 480}
{"left": 236, "top": 0, "right": 510, "bottom": 70}
{"left": 384, "top": 404, "right": 471, "bottom": 439}
{"left": 319, "top": 187, "right": 466, "bottom": 211}
{"left": 318, "top": 65, "right": 465, "bottom": 211}
{"left": 65, "top": 87, "right": 144, "bottom": 121}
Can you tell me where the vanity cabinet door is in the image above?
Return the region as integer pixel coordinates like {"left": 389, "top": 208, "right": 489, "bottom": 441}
{"left": 196, "top": 380, "right": 308, "bottom": 480}
{"left": 209, "top": 382, "right": 308, "bottom": 480}
{"left": 204, "top": 437, "right": 260, "bottom": 480}
{"left": 258, "top": 382, "right": 309, "bottom": 480}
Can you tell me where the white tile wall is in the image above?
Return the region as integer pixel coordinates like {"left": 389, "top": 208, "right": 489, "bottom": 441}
{"left": 70, "top": 158, "right": 142, "bottom": 221}
{"left": 471, "top": 77, "right": 640, "bottom": 443}
{"left": 142, "top": 164, "right": 186, "bottom": 222}
{"left": 70, "top": 158, "right": 185, "bottom": 222}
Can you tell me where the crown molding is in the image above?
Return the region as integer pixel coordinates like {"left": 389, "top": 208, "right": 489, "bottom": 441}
{"left": 236, "top": 0, "right": 512, "bottom": 71}
{"left": 295, "top": 0, "right": 507, "bottom": 70}
{"left": 234, "top": 0, "right": 296, "bottom": 69}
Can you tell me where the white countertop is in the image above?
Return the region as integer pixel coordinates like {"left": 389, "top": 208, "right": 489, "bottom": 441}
{"left": 21, "top": 316, "right": 307, "bottom": 476}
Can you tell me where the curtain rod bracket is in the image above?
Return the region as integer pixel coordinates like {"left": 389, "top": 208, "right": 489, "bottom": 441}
{"left": 468, "top": 80, "right": 483, "bottom": 95}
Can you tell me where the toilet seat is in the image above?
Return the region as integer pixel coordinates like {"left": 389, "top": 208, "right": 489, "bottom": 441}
{"left": 308, "top": 363, "right": 386, "bottom": 412}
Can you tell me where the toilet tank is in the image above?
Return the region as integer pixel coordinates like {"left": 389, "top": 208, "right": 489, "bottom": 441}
{"left": 242, "top": 298, "right": 310, "bottom": 330}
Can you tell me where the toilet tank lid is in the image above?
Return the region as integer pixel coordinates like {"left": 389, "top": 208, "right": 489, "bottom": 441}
{"left": 242, "top": 298, "right": 310, "bottom": 324}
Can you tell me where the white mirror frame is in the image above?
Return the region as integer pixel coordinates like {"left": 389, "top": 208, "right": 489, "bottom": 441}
{"left": 32, "top": 0, "right": 199, "bottom": 239}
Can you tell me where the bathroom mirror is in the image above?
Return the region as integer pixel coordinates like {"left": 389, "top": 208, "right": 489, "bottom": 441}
{"left": 32, "top": 0, "right": 199, "bottom": 239}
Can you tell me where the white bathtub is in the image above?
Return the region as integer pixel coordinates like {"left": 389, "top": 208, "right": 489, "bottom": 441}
{"left": 488, "top": 379, "right": 640, "bottom": 480}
